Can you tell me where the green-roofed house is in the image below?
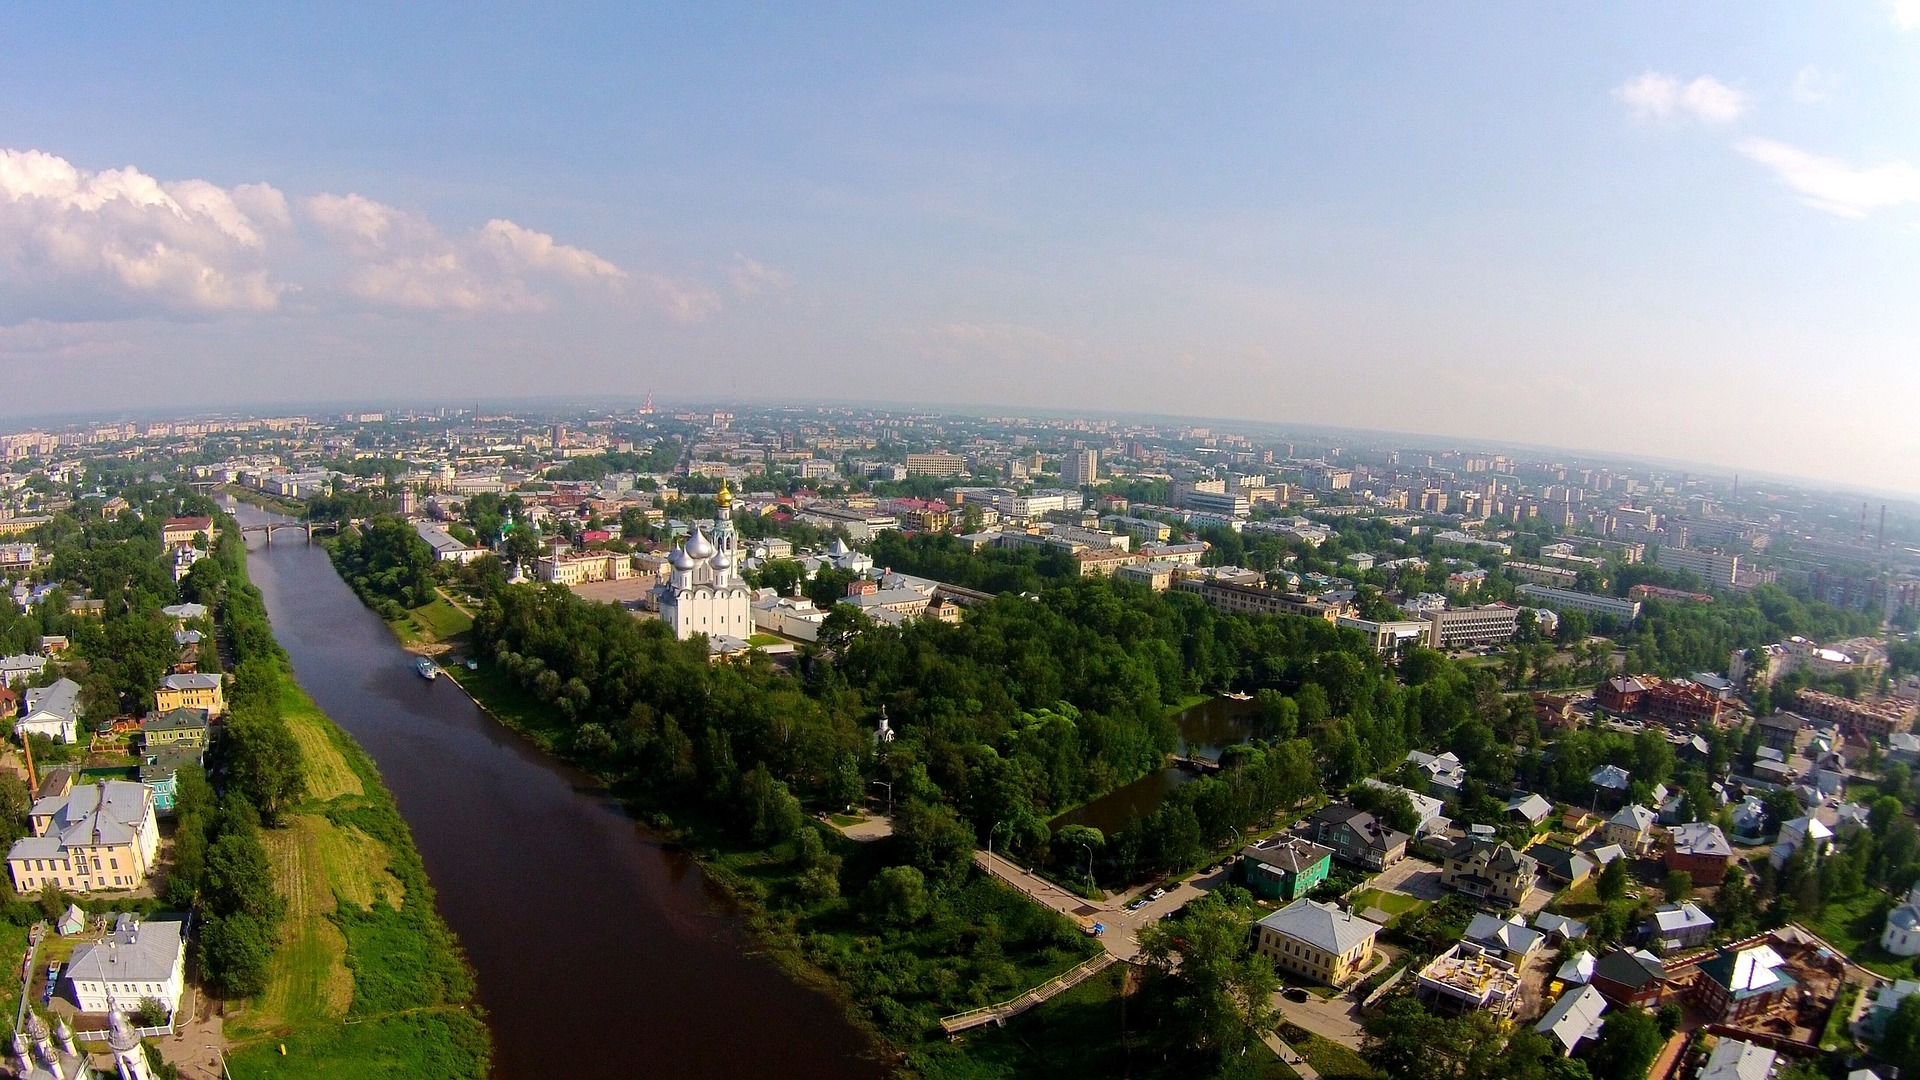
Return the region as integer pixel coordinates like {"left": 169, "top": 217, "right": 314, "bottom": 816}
{"left": 1238, "top": 835, "right": 1333, "bottom": 902}
{"left": 143, "top": 707, "right": 210, "bottom": 751}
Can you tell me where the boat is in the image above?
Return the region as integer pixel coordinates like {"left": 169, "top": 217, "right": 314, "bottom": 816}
{"left": 415, "top": 656, "right": 438, "bottom": 681}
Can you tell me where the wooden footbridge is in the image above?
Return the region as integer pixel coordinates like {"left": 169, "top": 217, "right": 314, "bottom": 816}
{"left": 938, "top": 953, "right": 1120, "bottom": 1035}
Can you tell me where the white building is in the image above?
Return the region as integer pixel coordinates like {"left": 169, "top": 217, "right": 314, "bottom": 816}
{"left": 657, "top": 484, "right": 754, "bottom": 643}
{"left": 17, "top": 678, "right": 81, "bottom": 744}
{"left": 1883, "top": 883, "right": 1920, "bottom": 957}
{"left": 413, "top": 521, "right": 490, "bottom": 564}
{"left": 65, "top": 914, "right": 187, "bottom": 1017}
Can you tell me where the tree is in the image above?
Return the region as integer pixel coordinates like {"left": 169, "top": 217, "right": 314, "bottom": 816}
{"left": 1135, "top": 895, "right": 1276, "bottom": 1061}
{"left": 739, "top": 764, "right": 805, "bottom": 845}
{"left": 199, "top": 912, "right": 275, "bottom": 997}
{"left": 861, "top": 865, "right": 931, "bottom": 926}
{"left": 1597, "top": 855, "right": 1629, "bottom": 903}
{"left": 221, "top": 697, "right": 307, "bottom": 824}
{"left": 1587, "top": 1006, "right": 1663, "bottom": 1080}
{"left": 1880, "top": 993, "right": 1920, "bottom": 1078}
{"left": 1054, "top": 824, "right": 1104, "bottom": 883}
{"left": 1663, "top": 870, "right": 1693, "bottom": 903}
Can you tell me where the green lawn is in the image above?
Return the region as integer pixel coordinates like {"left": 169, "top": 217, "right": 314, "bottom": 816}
{"left": 1349, "top": 889, "right": 1426, "bottom": 922}
{"left": 444, "top": 657, "right": 571, "bottom": 750}
{"left": 391, "top": 596, "right": 472, "bottom": 646}
{"left": 1280, "top": 1025, "right": 1380, "bottom": 1080}
{"left": 1810, "top": 890, "right": 1913, "bottom": 979}
{"left": 916, "top": 966, "right": 1299, "bottom": 1080}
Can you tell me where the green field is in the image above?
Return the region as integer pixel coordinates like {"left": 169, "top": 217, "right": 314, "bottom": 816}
{"left": 1810, "top": 891, "right": 1913, "bottom": 979}
{"left": 220, "top": 672, "right": 486, "bottom": 1079}
{"left": 915, "top": 965, "right": 1300, "bottom": 1080}
{"left": 1348, "top": 888, "right": 1426, "bottom": 922}
{"left": 390, "top": 596, "right": 473, "bottom": 646}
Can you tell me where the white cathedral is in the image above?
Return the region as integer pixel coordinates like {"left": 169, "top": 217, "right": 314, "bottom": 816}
{"left": 656, "top": 482, "right": 753, "bottom": 643}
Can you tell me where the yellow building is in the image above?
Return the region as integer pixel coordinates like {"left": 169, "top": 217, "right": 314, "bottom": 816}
{"left": 1254, "top": 899, "right": 1384, "bottom": 987}
{"left": 153, "top": 673, "right": 224, "bottom": 718}
{"left": 143, "top": 706, "right": 211, "bottom": 750}
{"left": 9, "top": 781, "right": 160, "bottom": 894}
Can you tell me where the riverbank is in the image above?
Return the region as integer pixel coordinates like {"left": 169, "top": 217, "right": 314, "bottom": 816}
{"left": 220, "top": 484, "right": 306, "bottom": 516}
{"left": 222, "top": 533, "right": 489, "bottom": 1079}
{"left": 349, "top": 582, "right": 1103, "bottom": 1077}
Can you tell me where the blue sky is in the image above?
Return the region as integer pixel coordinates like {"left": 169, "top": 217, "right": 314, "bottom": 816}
{"left": 2, "top": 4, "right": 1918, "bottom": 490}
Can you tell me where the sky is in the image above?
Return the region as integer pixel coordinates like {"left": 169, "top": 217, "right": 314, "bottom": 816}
{"left": 2, "top": 3, "right": 1918, "bottom": 491}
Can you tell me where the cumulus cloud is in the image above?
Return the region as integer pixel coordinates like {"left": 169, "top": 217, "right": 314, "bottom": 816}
{"left": 1736, "top": 137, "right": 1920, "bottom": 218}
{"left": 1613, "top": 72, "right": 1748, "bottom": 125}
{"left": 1893, "top": 0, "right": 1920, "bottom": 30}
{"left": 727, "top": 254, "right": 792, "bottom": 296}
{"left": 0, "top": 146, "right": 706, "bottom": 323}
{"left": 0, "top": 149, "right": 288, "bottom": 317}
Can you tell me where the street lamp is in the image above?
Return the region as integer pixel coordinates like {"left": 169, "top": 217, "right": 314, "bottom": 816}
{"left": 987, "top": 819, "right": 1010, "bottom": 879}
{"left": 869, "top": 779, "right": 894, "bottom": 816}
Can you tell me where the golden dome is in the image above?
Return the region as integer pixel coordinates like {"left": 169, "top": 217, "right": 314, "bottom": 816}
{"left": 716, "top": 479, "right": 733, "bottom": 509}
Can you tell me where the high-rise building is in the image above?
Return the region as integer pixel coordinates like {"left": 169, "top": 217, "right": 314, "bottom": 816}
{"left": 905, "top": 451, "right": 967, "bottom": 477}
{"left": 1062, "top": 448, "right": 1099, "bottom": 487}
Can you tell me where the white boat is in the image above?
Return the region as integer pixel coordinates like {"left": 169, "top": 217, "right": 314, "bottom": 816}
{"left": 415, "top": 656, "right": 438, "bottom": 681}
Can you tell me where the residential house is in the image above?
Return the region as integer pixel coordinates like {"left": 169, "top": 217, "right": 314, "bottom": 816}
{"left": 1534, "top": 984, "right": 1608, "bottom": 1056}
{"left": 141, "top": 707, "right": 209, "bottom": 751}
{"left": 65, "top": 914, "right": 186, "bottom": 1017}
{"left": 0, "top": 652, "right": 48, "bottom": 686}
{"left": 1729, "top": 797, "right": 1770, "bottom": 845}
{"left": 1536, "top": 912, "right": 1588, "bottom": 945}
{"left": 140, "top": 747, "right": 202, "bottom": 815}
{"left": 158, "top": 602, "right": 208, "bottom": 627}
{"left": 1362, "top": 779, "right": 1447, "bottom": 835}
{"left": 1693, "top": 943, "right": 1796, "bottom": 1024}
{"left": 161, "top": 515, "right": 212, "bottom": 549}
{"left": 1405, "top": 750, "right": 1467, "bottom": 797}
{"left": 1438, "top": 837, "right": 1537, "bottom": 907}
{"left": 1770, "top": 816, "right": 1835, "bottom": 870}
{"left": 1646, "top": 902, "right": 1716, "bottom": 953}
{"left": 1305, "top": 806, "right": 1409, "bottom": 871}
{"left": 1590, "top": 947, "right": 1670, "bottom": 1009}
{"left": 1697, "top": 1039, "right": 1776, "bottom": 1080}
{"left": 152, "top": 672, "right": 223, "bottom": 718}
{"left": 1530, "top": 845, "right": 1594, "bottom": 889}
{"left": 1556, "top": 950, "right": 1598, "bottom": 985}
{"left": 1253, "top": 899, "right": 1384, "bottom": 988}
{"left": 1506, "top": 793, "right": 1554, "bottom": 828}
{"left": 1464, "top": 912, "right": 1545, "bottom": 964}
{"left": 1590, "top": 764, "right": 1632, "bottom": 806}
{"left": 1858, "top": 980, "right": 1920, "bottom": 1041}
{"left": 1597, "top": 803, "right": 1658, "bottom": 853}
{"left": 1664, "top": 821, "right": 1733, "bottom": 885}
{"left": 16, "top": 677, "right": 81, "bottom": 744}
{"left": 1239, "top": 835, "right": 1333, "bottom": 903}
{"left": 1755, "top": 712, "right": 1803, "bottom": 754}
{"left": 8, "top": 781, "right": 160, "bottom": 893}
{"left": 54, "top": 904, "right": 84, "bottom": 937}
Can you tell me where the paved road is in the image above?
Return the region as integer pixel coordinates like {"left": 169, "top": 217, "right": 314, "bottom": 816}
{"left": 972, "top": 852, "right": 1232, "bottom": 960}
{"left": 1271, "top": 986, "right": 1367, "bottom": 1047}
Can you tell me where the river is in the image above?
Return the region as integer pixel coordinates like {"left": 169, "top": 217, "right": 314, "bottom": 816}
{"left": 231, "top": 502, "right": 889, "bottom": 1080}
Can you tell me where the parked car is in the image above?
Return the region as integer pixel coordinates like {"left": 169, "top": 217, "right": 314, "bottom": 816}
{"left": 1283, "top": 987, "right": 1310, "bottom": 1003}
{"left": 1148, "top": 887, "right": 1166, "bottom": 900}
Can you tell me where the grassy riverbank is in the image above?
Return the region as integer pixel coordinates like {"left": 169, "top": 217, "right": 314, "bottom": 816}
{"left": 222, "top": 544, "right": 488, "bottom": 1078}
{"left": 352, "top": 585, "right": 1106, "bottom": 1077}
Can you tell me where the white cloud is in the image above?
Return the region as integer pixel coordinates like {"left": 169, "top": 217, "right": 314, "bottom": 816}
{"left": 304, "top": 195, "right": 666, "bottom": 315}
{"left": 727, "top": 254, "right": 792, "bottom": 296}
{"left": 1790, "top": 66, "right": 1836, "bottom": 104}
{"left": 0, "top": 146, "right": 706, "bottom": 323}
{"left": 1613, "top": 72, "right": 1748, "bottom": 125}
{"left": 0, "top": 149, "right": 287, "bottom": 316}
{"left": 1893, "top": 0, "right": 1920, "bottom": 30}
{"left": 1735, "top": 137, "right": 1920, "bottom": 218}
{"left": 478, "top": 219, "right": 625, "bottom": 282}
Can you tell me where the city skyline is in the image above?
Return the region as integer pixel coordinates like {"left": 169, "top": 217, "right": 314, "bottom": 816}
{"left": 4, "top": 4, "right": 1919, "bottom": 493}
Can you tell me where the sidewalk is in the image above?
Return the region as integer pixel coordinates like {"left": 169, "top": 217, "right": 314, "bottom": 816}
{"left": 1261, "top": 1031, "right": 1319, "bottom": 1080}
